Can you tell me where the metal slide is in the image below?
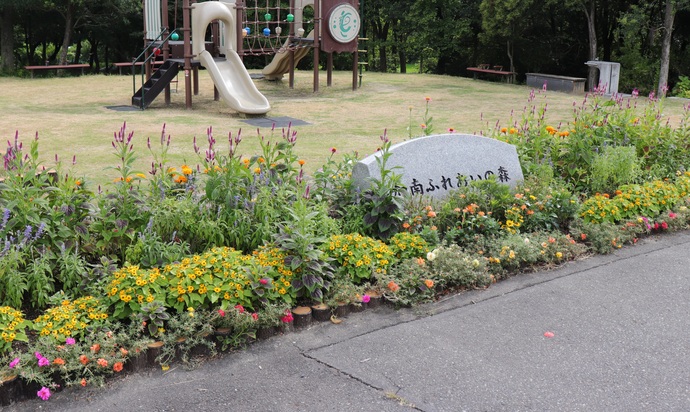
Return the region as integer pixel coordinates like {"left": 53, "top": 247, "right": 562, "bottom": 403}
{"left": 191, "top": 1, "right": 270, "bottom": 115}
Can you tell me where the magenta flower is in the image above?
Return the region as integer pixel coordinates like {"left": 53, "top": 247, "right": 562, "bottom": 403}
{"left": 259, "top": 278, "right": 268, "bottom": 285}
{"left": 669, "top": 212, "right": 677, "bottom": 219}
{"left": 38, "top": 357, "right": 50, "bottom": 367}
{"left": 35, "top": 351, "right": 43, "bottom": 359}
{"left": 65, "top": 337, "right": 76, "bottom": 345}
{"left": 37, "top": 387, "right": 51, "bottom": 401}
{"left": 361, "top": 294, "right": 371, "bottom": 303}
{"left": 281, "top": 310, "right": 294, "bottom": 323}
{"left": 9, "top": 358, "right": 19, "bottom": 368}
{"left": 218, "top": 309, "right": 226, "bottom": 317}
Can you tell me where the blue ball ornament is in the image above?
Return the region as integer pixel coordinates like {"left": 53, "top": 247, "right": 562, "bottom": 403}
{"left": 244, "top": 27, "right": 251, "bottom": 35}
{"left": 263, "top": 27, "right": 271, "bottom": 37}
{"left": 171, "top": 32, "right": 179, "bottom": 41}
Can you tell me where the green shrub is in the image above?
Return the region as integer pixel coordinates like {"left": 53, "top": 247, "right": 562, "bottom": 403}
{"left": 590, "top": 146, "right": 642, "bottom": 195}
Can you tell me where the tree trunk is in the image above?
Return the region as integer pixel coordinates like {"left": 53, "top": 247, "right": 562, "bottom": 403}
{"left": 58, "top": 2, "right": 75, "bottom": 65}
{"left": 583, "top": 0, "right": 598, "bottom": 91}
{"left": 0, "top": 6, "right": 15, "bottom": 72}
{"left": 658, "top": 0, "right": 675, "bottom": 96}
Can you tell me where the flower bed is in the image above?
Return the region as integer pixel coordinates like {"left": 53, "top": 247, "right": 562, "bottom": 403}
{"left": 3, "top": 91, "right": 690, "bottom": 403}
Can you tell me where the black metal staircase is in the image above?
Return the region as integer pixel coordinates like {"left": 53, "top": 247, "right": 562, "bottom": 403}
{"left": 131, "top": 60, "right": 179, "bottom": 109}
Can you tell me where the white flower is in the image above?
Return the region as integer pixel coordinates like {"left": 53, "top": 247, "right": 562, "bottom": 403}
{"left": 426, "top": 251, "right": 437, "bottom": 261}
{"left": 472, "top": 259, "right": 480, "bottom": 268}
{"left": 524, "top": 237, "right": 530, "bottom": 244}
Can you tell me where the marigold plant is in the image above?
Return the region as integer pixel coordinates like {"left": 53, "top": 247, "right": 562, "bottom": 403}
{"left": 0, "top": 306, "right": 31, "bottom": 353}
{"left": 103, "top": 265, "right": 169, "bottom": 319}
{"left": 32, "top": 297, "right": 110, "bottom": 344}
{"left": 323, "top": 233, "right": 393, "bottom": 284}
{"left": 387, "top": 232, "right": 430, "bottom": 261}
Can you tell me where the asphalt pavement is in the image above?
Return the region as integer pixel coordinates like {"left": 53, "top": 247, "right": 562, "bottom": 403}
{"left": 6, "top": 230, "right": 690, "bottom": 412}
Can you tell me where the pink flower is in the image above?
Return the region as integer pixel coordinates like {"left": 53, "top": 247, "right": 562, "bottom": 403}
{"left": 65, "top": 337, "right": 76, "bottom": 345}
{"left": 361, "top": 294, "right": 371, "bottom": 303}
{"left": 281, "top": 310, "right": 294, "bottom": 323}
{"left": 234, "top": 304, "right": 245, "bottom": 313}
{"left": 661, "top": 221, "right": 668, "bottom": 230}
{"left": 259, "top": 278, "right": 268, "bottom": 285}
{"left": 38, "top": 357, "right": 50, "bottom": 367}
{"left": 669, "top": 212, "right": 677, "bottom": 219}
{"left": 654, "top": 222, "right": 660, "bottom": 230}
{"left": 35, "top": 351, "right": 43, "bottom": 360}
{"left": 330, "top": 147, "right": 337, "bottom": 154}
{"left": 9, "top": 358, "right": 19, "bottom": 368}
{"left": 37, "top": 387, "right": 51, "bottom": 401}
{"left": 218, "top": 309, "right": 226, "bottom": 317}
{"left": 251, "top": 313, "right": 258, "bottom": 321}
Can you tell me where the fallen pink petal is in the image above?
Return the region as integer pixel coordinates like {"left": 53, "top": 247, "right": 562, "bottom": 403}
{"left": 544, "top": 331, "right": 555, "bottom": 338}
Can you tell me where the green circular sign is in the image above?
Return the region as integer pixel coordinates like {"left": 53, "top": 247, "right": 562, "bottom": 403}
{"left": 328, "top": 4, "right": 360, "bottom": 44}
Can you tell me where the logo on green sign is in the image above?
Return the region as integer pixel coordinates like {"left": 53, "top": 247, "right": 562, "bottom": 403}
{"left": 329, "top": 4, "right": 360, "bottom": 44}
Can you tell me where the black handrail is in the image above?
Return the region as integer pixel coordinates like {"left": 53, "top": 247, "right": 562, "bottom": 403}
{"left": 132, "top": 29, "right": 179, "bottom": 109}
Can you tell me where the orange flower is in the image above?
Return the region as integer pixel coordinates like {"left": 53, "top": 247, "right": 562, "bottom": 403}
{"left": 602, "top": 193, "right": 610, "bottom": 198}
{"left": 173, "top": 174, "right": 188, "bottom": 184}
{"left": 97, "top": 358, "right": 108, "bottom": 368}
{"left": 509, "top": 127, "right": 518, "bottom": 134}
{"left": 500, "top": 127, "right": 508, "bottom": 133}
{"left": 416, "top": 257, "right": 426, "bottom": 266}
{"left": 113, "top": 362, "right": 123, "bottom": 372}
{"left": 181, "top": 165, "right": 193, "bottom": 175}
{"left": 580, "top": 233, "right": 587, "bottom": 241}
{"left": 242, "top": 158, "right": 250, "bottom": 165}
{"left": 425, "top": 96, "right": 432, "bottom": 102}
{"left": 387, "top": 281, "right": 400, "bottom": 292}
{"left": 53, "top": 358, "right": 65, "bottom": 366}
{"left": 75, "top": 179, "right": 82, "bottom": 186}
{"left": 125, "top": 176, "right": 133, "bottom": 183}
{"left": 430, "top": 226, "right": 437, "bottom": 231}
{"left": 298, "top": 159, "right": 306, "bottom": 166}
{"left": 258, "top": 157, "right": 265, "bottom": 164}
{"left": 558, "top": 131, "right": 570, "bottom": 137}
{"left": 427, "top": 211, "right": 436, "bottom": 218}
{"left": 80, "top": 378, "right": 87, "bottom": 387}
{"left": 254, "top": 167, "right": 261, "bottom": 174}
{"left": 548, "top": 237, "right": 556, "bottom": 244}
{"left": 90, "top": 343, "right": 101, "bottom": 354}
{"left": 120, "top": 347, "right": 129, "bottom": 356}
{"left": 424, "top": 279, "right": 434, "bottom": 288}
{"left": 79, "top": 355, "right": 89, "bottom": 365}
{"left": 402, "top": 222, "right": 410, "bottom": 229}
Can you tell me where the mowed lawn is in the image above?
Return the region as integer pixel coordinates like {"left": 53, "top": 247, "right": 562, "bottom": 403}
{"left": 1, "top": 69, "right": 687, "bottom": 187}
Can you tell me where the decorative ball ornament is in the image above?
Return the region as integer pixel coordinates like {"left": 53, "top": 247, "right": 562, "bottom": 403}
{"left": 244, "top": 27, "right": 251, "bottom": 35}
{"left": 286, "top": 14, "right": 294, "bottom": 22}
{"left": 171, "top": 32, "right": 179, "bottom": 41}
{"left": 264, "top": 13, "right": 272, "bottom": 21}
{"left": 242, "top": 29, "right": 248, "bottom": 37}
{"left": 263, "top": 27, "right": 271, "bottom": 37}
{"left": 153, "top": 48, "right": 161, "bottom": 56}
{"left": 275, "top": 27, "right": 282, "bottom": 35}
{"left": 297, "top": 28, "right": 305, "bottom": 37}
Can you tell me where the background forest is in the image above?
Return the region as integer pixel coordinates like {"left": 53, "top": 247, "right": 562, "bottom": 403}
{"left": 1, "top": 0, "right": 690, "bottom": 95}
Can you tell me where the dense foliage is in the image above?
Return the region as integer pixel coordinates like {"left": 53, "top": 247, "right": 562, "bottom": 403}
{"left": 2, "top": 0, "right": 690, "bottom": 93}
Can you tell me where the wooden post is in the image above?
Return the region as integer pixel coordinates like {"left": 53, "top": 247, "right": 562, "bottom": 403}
{"left": 313, "top": 0, "right": 320, "bottom": 93}
{"left": 183, "top": 0, "right": 193, "bottom": 109}
{"left": 327, "top": 52, "right": 333, "bottom": 87}
{"left": 163, "top": 0, "right": 171, "bottom": 105}
{"left": 352, "top": 50, "right": 358, "bottom": 90}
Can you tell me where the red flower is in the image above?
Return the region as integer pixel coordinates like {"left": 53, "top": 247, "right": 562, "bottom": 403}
{"left": 259, "top": 278, "right": 268, "bottom": 285}
{"left": 661, "top": 221, "right": 668, "bottom": 230}
{"left": 281, "top": 310, "right": 294, "bottom": 323}
{"left": 113, "top": 362, "right": 123, "bottom": 372}
{"left": 252, "top": 313, "right": 259, "bottom": 321}
{"left": 218, "top": 309, "right": 226, "bottom": 317}
{"left": 234, "top": 305, "right": 245, "bottom": 313}
{"left": 80, "top": 378, "right": 87, "bottom": 387}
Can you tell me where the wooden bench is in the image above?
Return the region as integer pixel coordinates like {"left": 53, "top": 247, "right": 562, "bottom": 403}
{"left": 24, "top": 64, "right": 90, "bottom": 78}
{"left": 466, "top": 66, "right": 516, "bottom": 84}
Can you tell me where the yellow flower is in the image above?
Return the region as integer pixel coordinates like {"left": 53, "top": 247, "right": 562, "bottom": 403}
{"left": 181, "top": 165, "right": 193, "bottom": 175}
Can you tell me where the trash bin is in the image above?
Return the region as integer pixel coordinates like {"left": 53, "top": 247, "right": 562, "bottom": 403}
{"left": 585, "top": 61, "right": 620, "bottom": 95}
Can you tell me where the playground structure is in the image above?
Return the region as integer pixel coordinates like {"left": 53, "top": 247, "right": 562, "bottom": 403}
{"left": 132, "top": 0, "right": 362, "bottom": 115}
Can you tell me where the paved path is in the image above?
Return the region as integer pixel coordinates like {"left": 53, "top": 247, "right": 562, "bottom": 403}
{"left": 8, "top": 231, "right": 690, "bottom": 411}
